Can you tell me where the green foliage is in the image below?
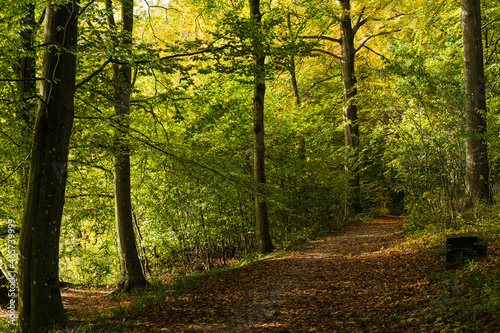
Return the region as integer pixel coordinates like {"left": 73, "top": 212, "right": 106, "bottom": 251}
{"left": 381, "top": 27, "right": 468, "bottom": 229}
{"left": 0, "top": 0, "right": 497, "bottom": 292}
{"left": 423, "top": 209, "right": 500, "bottom": 331}
{"left": 0, "top": 1, "right": 499, "bottom": 331}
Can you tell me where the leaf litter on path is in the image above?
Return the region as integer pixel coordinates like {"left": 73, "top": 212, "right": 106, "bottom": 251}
{"left": 63, "top": 217, "right": 443, "bottom": 332}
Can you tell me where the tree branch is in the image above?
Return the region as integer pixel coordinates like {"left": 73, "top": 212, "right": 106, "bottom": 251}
{"left": 75, "top": 45, "right": 232, "bottom": 89}
{"left": 356, "top": 30, "right": 400, "bottom": 53}
{"left": 353, "top": 6, "right": 368, "bottom": 35}
{"left": 311, "top": 48, "right": 342, "bottom": 60}
{"left": 66, "top": 193, "right": 114, "bottom": 199}
{"left": 361, "top": 45, "right": 392, "bottom": 63}
{"left": 75, "top": 58, "right": 112, "bottom": 90}
{"left": 0, "top": 78, "right": 44, "bottom": 82}
{"left": 485, "top": 34, "right": 500, "bottom": 66}
{"left": 370, "top": 12, "right": 407, "bottom": 22}
{"left": 105, "top": 116, "right": 226, "bottom": 177}
{"left": 0, "top": 156, "right": 29, "bottom": 186}
{"left": 112, "top": 45, "right": 232, "bottom": 65}
{"left": 300, "top": 35, "right": 342, "bottom": 44}
{"left": 303, "top": 74, "right": 342, "bottom": 97}
{"left": 69, "top": 160, "right": 113, "bottom": 174}
{"left": 483, "top": 18, "right": 500, "bottom": 29}
{"left": 78, "top": 0, "right": 97, "bottom": 17}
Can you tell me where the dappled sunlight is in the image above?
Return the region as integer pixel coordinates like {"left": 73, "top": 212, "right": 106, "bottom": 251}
{"left": 62, "top": 217, "right": 444, "bottom": 332}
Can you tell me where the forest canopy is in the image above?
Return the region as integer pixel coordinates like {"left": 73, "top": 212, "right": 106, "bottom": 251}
{"left": 0, "top": 0, "right": 499, "bottom": 330}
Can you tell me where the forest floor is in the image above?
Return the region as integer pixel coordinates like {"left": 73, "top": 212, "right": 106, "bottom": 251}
{"left": 62, "top": 216, "right": 447, "bottom": 332}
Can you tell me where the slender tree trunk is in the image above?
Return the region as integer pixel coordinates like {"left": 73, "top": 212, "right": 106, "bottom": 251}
{"left": 339, "top": 0, "right": 361, "bottom": 214}
{"left": 18, "top": 1, "right": 78, "bottom": 331}
{"left": 289, "top": 57, "right": 300, "bottom": 106}
{"left": 461, "top": 0, "right": 491, "bottom": 205}
{"left": 287, "top": 12, "right": 301, "bottom": 107}
{"left": 249, "top": 0, "right": 274, "bottom": 254}
{"left": 111, "top": 0, "right": 149, "bottom": 293}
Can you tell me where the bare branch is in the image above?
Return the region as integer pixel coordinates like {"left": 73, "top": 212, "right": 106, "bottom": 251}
{"left": 485, "top": 34, "right": 500, "bottom": 66}
{"left": 361, "top": 45, "right": 392, "bottom": 63}
{"left": 69, "top": 160, "right": 113, "bottom": 174}
{"left": 311, "top": 48, "right": 342, "bottom": 60}
{"left": 483, "top": 18, "right": 500, "bottom": 29}
{"left": 157, "top": 45, "right": 231, "bottom": 61}
{"left": 0, "top": 78, "right": 44, "bottom": 82}
{"left": 353, "top": 6, "right": 368, "bottom": 35}
{"left": 110, "top": 45, "right": 232, "bottom": 66}
{"left": 75, "top": 58, "right": 113, "bottom": 90}
{"left": 66, "top": 194, "right": 114, "bottom": 199}
{"left": 303, "top": 74, "right": 342, "bottom": 97}
{"left": 371, "top": 12, "right": 408, "bottom": 22}
{"left": 0, "top": 156, "right": 29, "bottom": 186}
{"left": 300, "top": 35, "right": 342, "bottom": 44}
{"left": 356, "top": 30, "right": 400, "bottom": 53}
{"left": 78, "top": 0, "right": 97, "bottom": 16}
{"left": 75, "top": 45, "right": 231, "bottom": 90}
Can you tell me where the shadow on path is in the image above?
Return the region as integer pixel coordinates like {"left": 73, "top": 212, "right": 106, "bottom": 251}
{"left": 65, "top": 217, "right": 443, "bottom": 332}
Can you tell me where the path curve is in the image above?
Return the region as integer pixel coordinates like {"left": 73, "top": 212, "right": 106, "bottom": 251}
{"left": 108, "top": 217, "right": 442, "bottom": 332}
{"left": 64, "top": 217, "right": 443, "bottom": 332}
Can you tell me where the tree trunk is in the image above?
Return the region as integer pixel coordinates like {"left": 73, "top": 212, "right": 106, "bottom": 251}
{"left": 461, "top": 0, "right": 491, "bottom": 205}
{"left": 287, "top": 13, "right": 301, "bottom": 107}
{"left": 249, "top": 0, "right": 274, "bottom": 254}
{"left": 18, "top": 1, "right": 78, "bottom": 331}
{"left": 111, "top": 0, "right": 149, "bottom": 293}
{"left": 17, "top": 3, "right": 38, "bottom": 193}
{"left": 339, "top": 0, "right": 361, "bottom": 214}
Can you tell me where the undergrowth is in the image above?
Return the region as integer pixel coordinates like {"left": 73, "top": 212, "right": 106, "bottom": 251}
{"left": 401, "top": 204, "right": 500, "bottom": 332}
{"left": 3, "top": 210, "right": 499, "bottom": 332}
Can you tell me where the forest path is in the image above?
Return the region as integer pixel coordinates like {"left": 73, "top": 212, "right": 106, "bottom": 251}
{"left": 64, "top": 216, "right": 443, "bottom": 332}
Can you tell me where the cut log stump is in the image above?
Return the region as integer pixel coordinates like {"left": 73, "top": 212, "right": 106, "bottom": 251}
{"left": 446, "top": 235, "right": 487, "bottom": 268}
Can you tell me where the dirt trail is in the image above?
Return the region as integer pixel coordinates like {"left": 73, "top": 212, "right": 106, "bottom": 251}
{"left": 64, "top": 217, "right": 443, "bottom": 332}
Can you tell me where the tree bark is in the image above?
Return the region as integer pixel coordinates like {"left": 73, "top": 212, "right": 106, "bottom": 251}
{"left": 111, "top": 0, "right": 149, "bottom": 293}
{"left": 461, "top": 0, "right": 491, "bottom": 205}
{"left": 339, "top": 0, "right": 361, "bottom": 214}
{"left": 249, "top": 0, "right": 274, "bottom": 254}
{"left": 18, "top": 0, "right": 78, "bottom": 331}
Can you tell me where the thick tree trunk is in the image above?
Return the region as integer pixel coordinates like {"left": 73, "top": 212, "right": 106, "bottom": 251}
{"left": 18, "top": 1, "right": 78, "bottom": 331}
{"left": 339, "top": 0, "right": 361, "bottom": 214}
{"left": 111, "top": 0, "right": 149, "bottom": 293}
{"left": 461, "top": 0, "right": 491, "bottom": 205}
{"left": 249, "top": 0, "right": 274, "bottom": 254}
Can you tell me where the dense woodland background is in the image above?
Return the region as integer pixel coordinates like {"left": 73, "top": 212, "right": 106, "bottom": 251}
{"left": 0, "top": 0, "right": 499, "bottom": 331}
